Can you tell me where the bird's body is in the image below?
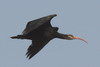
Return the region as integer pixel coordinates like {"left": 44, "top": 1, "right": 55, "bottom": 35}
{"left": 11, "top": 14, "right": 87, "bottom": 59}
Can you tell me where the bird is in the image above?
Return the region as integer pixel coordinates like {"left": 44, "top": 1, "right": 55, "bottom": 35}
{"left": 11, "top": 14, "right": 87, "bottom": 59}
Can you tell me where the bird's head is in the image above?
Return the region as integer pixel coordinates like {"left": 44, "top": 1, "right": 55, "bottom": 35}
{"left": 66, "top": 34, "right": 87, "bottom": 43}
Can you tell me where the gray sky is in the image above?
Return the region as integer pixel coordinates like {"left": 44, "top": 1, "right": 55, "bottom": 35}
{"left": 0, "top": 0, "right": 100, "bottom": 67}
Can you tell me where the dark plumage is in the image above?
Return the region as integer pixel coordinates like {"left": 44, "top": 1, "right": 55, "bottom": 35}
{"left": 11, "top": 14, "right": 87, "bottom": 59}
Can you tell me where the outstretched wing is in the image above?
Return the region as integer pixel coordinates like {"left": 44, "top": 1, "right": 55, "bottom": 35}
{"left": 26, "top": 40, "right": 50, "bottom": 59}
{"left": 23, "top": 14, "right": 57, "bottom": 34}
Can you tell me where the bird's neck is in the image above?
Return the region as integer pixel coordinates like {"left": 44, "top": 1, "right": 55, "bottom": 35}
{"left": 55, "top": 32, "right": 69, "bottom": 39}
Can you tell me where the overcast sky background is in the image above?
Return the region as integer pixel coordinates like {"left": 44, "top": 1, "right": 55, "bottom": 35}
{"left": 0, "top": 0, "right": 100, "bottom": 67}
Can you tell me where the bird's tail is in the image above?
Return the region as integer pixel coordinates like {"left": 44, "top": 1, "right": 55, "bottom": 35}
{"left": 11, "top": 35, "right": 25, "bottom": 39}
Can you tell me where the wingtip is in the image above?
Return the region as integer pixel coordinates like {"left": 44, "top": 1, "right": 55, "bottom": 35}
{"left": 50, "top": 14, "right": 57, "bottom": 17}
{"left": 26, "top": 54, "right": 33, "bottom": 60}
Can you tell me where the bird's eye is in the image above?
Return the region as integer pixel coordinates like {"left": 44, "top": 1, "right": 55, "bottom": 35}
{"left": 68, "top": 36, "right": 73, "bottom": 38}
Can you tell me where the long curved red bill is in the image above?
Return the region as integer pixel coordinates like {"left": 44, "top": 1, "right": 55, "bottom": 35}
{"left": 73, "top": 36, "right": 88, "bottom": 43}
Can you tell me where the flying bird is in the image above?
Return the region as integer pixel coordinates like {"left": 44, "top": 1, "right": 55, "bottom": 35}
{"left": 11, "top": 14, "right": 87, "bottom": 59}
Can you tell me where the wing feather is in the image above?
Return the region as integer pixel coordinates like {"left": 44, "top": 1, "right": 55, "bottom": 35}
{"left": 23, "top": 14, "right": 57, "bottom": 34}
{"left": 26, "top": 40, "right": 50, "bottom": 59}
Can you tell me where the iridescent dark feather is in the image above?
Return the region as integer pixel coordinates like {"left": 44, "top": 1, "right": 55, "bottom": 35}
{"left": 26, "top": 40, "right": 50, "bottom": 59}
{"left": 11, "top": 14, "right": 58, "bottom": 59}
{"left": 23, "top": 14, "right": 57, "bottom": 34}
